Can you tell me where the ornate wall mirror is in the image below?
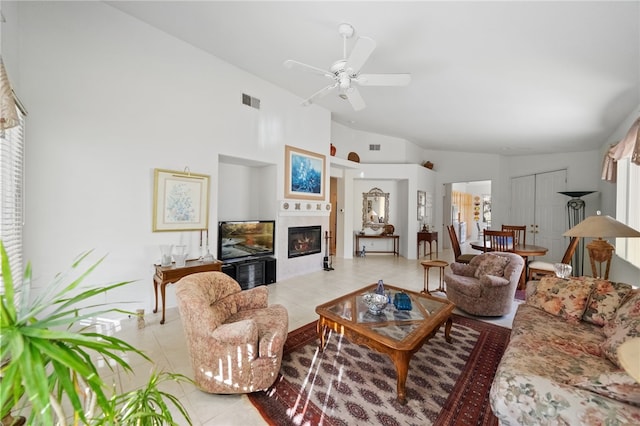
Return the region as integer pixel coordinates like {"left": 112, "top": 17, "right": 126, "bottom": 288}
{"left": 362, "top": 187, "right": 390, "bottom": 231}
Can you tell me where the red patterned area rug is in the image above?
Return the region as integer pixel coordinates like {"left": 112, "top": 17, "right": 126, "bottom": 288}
{"left": 248, "top": 314, "right": 510, "bottom": 426}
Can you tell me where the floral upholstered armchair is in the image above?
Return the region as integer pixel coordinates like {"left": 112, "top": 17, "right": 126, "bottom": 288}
{"left": 444, "top": 252, "right": 524, "bottom": 316}
{"left": 175, "top": 271, "right": 288, "bottom": 394}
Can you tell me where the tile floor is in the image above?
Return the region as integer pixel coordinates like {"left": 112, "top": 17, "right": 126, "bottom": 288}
{"left": 105, "top": 247, "right": 521, "bottom": 425}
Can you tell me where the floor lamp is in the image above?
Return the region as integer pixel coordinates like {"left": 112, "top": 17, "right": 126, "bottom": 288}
{"left": 563, "top": 212, "right": 640, "bottom": 279}
{"left": 558, "top": 191, "right": 596, "bottom": 276}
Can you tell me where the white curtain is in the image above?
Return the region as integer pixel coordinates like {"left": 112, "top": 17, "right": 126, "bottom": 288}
{"left": 602, "top": 116, "right": 640, "bottom": 182}
{"left": 0, "top": 56, "right": 19, "bottom": 131}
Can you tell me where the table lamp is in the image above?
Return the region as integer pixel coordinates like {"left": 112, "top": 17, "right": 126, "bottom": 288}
{"left": 563, "top": 212, "right": 640, "bottom": 279}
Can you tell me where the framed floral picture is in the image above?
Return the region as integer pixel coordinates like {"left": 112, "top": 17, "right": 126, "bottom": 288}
{"left": 284, "top": 145, "right": 326, "bottom": 200}
{"left": 152, "top": 168, "right": 210, "bottom": 231}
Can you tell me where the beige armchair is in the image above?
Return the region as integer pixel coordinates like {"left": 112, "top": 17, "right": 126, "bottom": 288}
{"left": 444, "top": 252, "right": 524, "bottom": 316}
{"left": 175, "top": 271, "right": 288, "bottom": 394}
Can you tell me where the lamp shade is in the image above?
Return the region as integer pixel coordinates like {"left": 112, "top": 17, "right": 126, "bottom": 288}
{"left": 563, "top": 214, "right": 640, "bottom": 238}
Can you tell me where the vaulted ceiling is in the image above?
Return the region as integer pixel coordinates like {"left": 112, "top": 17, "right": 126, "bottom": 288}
{"left": 108, "top": 1, "right": 640, "bottom": 156}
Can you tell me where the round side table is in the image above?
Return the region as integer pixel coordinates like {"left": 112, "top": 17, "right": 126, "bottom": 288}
{"left": 421, "top": 260, "right": 449, "bottom": 294}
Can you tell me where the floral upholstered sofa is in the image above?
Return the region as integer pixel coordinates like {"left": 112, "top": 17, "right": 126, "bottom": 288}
{"left": 490, "top": 276, "right": 640, "bottom": 425}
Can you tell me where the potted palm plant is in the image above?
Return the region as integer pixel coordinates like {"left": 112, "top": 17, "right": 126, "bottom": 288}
{"left": 0, "top": 243, "right": 192, "bottom": 425}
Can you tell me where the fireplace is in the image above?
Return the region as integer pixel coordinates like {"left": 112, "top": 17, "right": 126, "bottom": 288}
{"left": 288, "top": 226, "right": 322, "bottom": 258}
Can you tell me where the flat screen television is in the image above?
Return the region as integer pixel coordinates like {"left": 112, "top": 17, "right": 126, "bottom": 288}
{"left": 218, "top": 220, "right": 275, "bottom": 262}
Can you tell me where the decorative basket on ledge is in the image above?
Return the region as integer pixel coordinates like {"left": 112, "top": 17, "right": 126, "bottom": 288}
{"left": 384, "top": 224, "right": 395, "bottom": 235}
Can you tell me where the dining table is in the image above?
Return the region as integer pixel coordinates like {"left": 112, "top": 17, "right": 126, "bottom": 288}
{"left": 469, "top": 240, "right": 548, "bottom": 289}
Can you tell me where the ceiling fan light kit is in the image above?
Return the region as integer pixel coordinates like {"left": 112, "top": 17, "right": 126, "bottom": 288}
{"left": 338, "top": 22, "right": 355, "bottom": 39}
{"left": 284, "top": 22, "right": 411, "bottom": 111}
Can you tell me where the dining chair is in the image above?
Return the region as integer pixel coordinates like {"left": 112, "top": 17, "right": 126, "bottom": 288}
{"left": 447, "top": 224, "right": 477, "bottom": 264}
{"left": 483, "top": 230, "right": 515, "bottom": 252}
{"left": 528, "top": 237, "right": 580, "bottom": 280}
{"left": 501, "top": 225, "right": 527, "bottom": 246}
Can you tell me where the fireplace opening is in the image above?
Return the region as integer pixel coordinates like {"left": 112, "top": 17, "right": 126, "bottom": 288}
{"left": 288, "top": 226, "right": 322, "bottom": 258}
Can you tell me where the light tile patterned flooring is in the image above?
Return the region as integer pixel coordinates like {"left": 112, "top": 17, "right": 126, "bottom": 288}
{"left": 105, "top": 248, "right": 521, "bottom": 425}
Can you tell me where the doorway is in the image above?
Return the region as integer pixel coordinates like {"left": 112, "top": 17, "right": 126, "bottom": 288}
{"left": 443, "top": 180, "right": 492, "bottom": 248}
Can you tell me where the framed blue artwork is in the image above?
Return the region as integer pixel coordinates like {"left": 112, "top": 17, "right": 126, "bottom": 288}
{"left": 284, "top": 145, "right": 325, "bottom": 201}
{"left": 153, "top": 168, "right": 210, "bottom": 231}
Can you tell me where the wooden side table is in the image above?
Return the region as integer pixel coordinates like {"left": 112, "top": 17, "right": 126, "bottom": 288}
{"left": 153, "top": 259, "right": 222, "bottom": 324}
{"left": 420, "top": 260, "right": 448, "bottom": 294}
{"left": 355, "top": 234, "right": 400, "bottom": 256}
{"left": 417, "top": 231, "right": 438, "bottom": 259}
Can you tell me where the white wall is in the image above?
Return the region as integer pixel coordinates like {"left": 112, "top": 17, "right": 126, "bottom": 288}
{"left": 9, "top": 1, "right": 331, "bottom": 314}
{"left": 597, "top": 105, "right": 640, "bottom": 284}
{"left": 421, "top": 150, "right": 504, "bottom": 242}
{"left": 332, "top": 111, "right": 639, "bottom": 284}
{"left": 331, "top": 121, "right": 412, "bottom": 164}
{"left": 505, "top": 150, "right": 602, "bottom": 216}
{"left": 5, "top": 1, "right": 637, "bottom": 315}
{"left": 346, "top": 163, "right": 436, "bottom": 259}
{"left": 217, "top": 162, "right": 277, "bottom": 221}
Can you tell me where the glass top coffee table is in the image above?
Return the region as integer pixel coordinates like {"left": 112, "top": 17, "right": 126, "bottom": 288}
{"left": 315, "top": 283, "right": 455, "bottom": 404}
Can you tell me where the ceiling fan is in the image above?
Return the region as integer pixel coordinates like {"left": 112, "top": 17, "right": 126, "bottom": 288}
{"left": 283, "top": 23, "right": 411, "bottom": 111}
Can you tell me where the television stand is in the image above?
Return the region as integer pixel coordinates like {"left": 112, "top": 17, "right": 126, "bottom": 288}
{"left": 221, "top": 256, "right": 276, "bottom": 290}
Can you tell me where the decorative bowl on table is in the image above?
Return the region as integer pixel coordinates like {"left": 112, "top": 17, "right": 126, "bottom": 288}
{"left": 554, "top": 263, "right": 572, "bottom": 279}
{"left": 362, "top": 292, "right": 388, "bottom": 315}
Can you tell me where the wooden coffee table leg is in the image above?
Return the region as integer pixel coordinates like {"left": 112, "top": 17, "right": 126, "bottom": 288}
{"left": 391, "top": 351, "right": 411, "bottom": 405}
{"left": 317, "top": 318, "right": 328, "bottom": 351}
{"left": 444, "top": 317, "right": 453, "bottom": 343}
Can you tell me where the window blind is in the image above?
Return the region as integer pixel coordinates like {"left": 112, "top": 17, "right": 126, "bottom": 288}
{"left": 0, "top": 108, "right": 24, "bottom": 292}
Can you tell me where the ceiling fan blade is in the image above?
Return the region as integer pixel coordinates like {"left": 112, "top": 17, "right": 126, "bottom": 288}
{"left": 355, "top": 73, "right": 412, "bottom": 86}
{"left": 283, "top": 59, "right": 333, "bottom": 78}
{"left": 345, "top": 87, "right": 366, "bottom": 111}
{"left": 301, "top": 82, "right": 338, "bottom": 107}
{"left": 344, "top": 36, "right": 376, "bottom": 74}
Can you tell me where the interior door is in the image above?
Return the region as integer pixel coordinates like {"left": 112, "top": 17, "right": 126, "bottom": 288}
{"left": 510, "top": 175, "right": 535, "bottom": 238}
{"left": 534, "top": 170, "right": 567, "bottom": 262}
{"left": 510, "top": 170, "right": 566, "bottom": 262}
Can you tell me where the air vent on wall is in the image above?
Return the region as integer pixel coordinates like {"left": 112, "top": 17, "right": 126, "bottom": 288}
{"left": 242, "top": 93, "right": 261, "bottom": 109}
{"left": 369, "top": 144, "right": 381, "bottom": 151}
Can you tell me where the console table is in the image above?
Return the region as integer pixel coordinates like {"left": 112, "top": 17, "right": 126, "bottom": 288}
{"left": 153, "top": 259, "right": 222, "bottom": 324}
{"left": 355, "top": 234, "right": 399, "bottom": 256}
{"left": 417, "top": 231, "right": 438, "bottom": 259}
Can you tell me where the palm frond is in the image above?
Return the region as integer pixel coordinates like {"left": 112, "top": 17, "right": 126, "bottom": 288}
{"left": 1, "top": 242, "right": 188, "bottom": 425}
